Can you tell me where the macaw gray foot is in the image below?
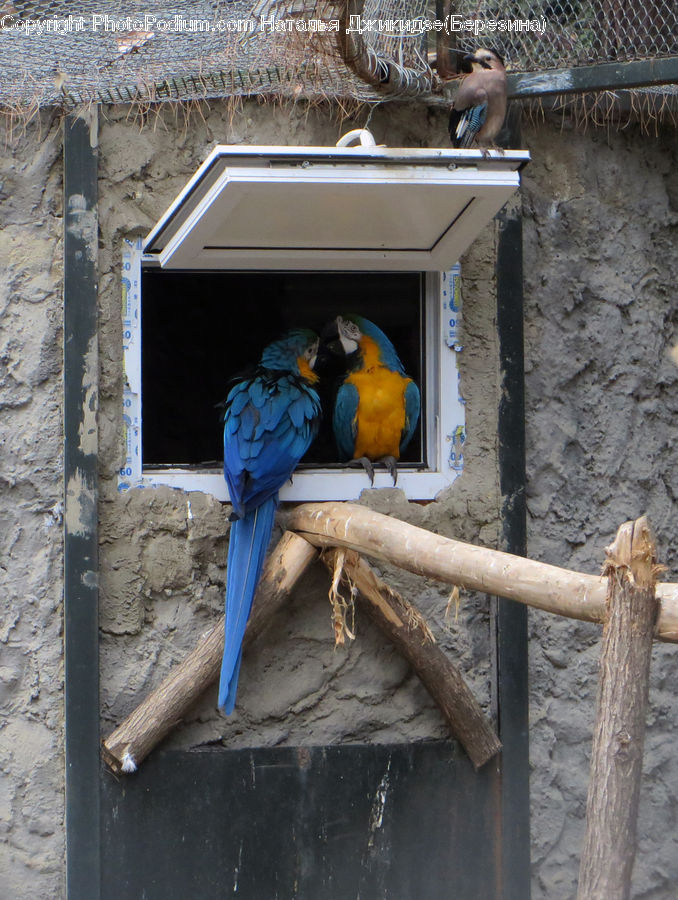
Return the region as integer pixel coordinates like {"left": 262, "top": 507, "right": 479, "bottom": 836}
{"left": 343, "top": 456, "right": 376, "bottom": 484}
{"left": 343, "top": 456, "right": 399, "bottom": 484}
{"left": 377, "top": 455, "right": 399, "bottom": 485}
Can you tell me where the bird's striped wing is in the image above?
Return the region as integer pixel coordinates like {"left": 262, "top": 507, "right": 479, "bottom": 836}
{"left": 332, "top": 381, "right": 360, "bottom": 461}
{"left": 449, "top": 103, "right": 488, "bottom": 148}
{"left": 400, "top": 379, "right": 421, "bottom": 455}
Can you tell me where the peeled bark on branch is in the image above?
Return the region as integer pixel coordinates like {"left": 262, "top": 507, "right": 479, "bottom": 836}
{"left": 577, "top": 517, "right": 660, "bottom": 900}
{"left": 102, "top": 531, "right": 317, "bottom": 775}
{"left": 321, "top": 548, "right": 501, "bottom": 769}
{"left": 288, "top": 503, "right": 678, "bottom": 642}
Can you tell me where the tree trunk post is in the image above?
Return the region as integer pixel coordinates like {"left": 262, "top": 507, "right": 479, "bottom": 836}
{"left": 577, "top": 516, "right": 660, "bottom": 900}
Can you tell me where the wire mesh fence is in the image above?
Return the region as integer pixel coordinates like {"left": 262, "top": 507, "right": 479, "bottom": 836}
{"left": 0, "top": 0, "right": 676, "bottom": 109}
{"left": 456, "top": 0, "right": 677, "bottom": 71}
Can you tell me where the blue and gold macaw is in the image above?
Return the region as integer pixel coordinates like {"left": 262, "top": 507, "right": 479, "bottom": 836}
{"left": 328, "top": 314, "right": 420, "bottom": 484}
{"left": 219, "top": 329, "right": 321, "bottom": 713}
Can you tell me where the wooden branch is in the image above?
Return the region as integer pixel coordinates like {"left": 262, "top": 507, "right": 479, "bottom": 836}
{"left": 321, "top": 548, "right": 501, "bottom": 769}
{"left": 102, "top": 531, "right": 317, "bottom": 775}
{"left": 288, "top": 503, "right": 678, "bottom": 642}
{"left": 103, "top": 502, "right": 676, "bottom": 777}
{"left": 577, "top": 517, "right": 660, "bottom": 900}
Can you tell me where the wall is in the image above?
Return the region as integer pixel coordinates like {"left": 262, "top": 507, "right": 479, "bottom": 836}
{"left": 521, "top": 119, "right": 678, "bottom": 899}
{"left": 1, "top": 98, "right": 676, "bottom": 899}
{"left": 0, "top": 112, "right": 65, "bottom": 899}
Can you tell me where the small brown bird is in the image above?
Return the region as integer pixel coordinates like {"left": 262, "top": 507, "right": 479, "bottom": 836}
{"left": 448, "top": 48, "right": 507, "bottom": 149}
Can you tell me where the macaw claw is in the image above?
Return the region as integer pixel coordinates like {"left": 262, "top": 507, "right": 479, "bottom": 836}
{"left": 378, "top": 456, "right": 399, "bottom": 485}
{"left": 343, "top": 456, "right": 399, "bottom": 485}
{"left": 343, "top": 456, "right": 376, "bottom": 484}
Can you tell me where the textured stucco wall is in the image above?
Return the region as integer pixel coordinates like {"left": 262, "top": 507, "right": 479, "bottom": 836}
{"left": 0, "top": 113, "right": 65, "bottom": 899}
{"left": 521, "top": 121, "right": 678, "bottom": 900}
{"left": 1, "top": 99, "right": 677, "bottom": 900}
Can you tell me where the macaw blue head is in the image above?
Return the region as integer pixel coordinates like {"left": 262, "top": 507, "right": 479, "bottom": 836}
{"left": 260, "top": 329, "right": 320, "bottom": 383}
{"left": 324, "top": 314, "right": 405, "bottom": 375}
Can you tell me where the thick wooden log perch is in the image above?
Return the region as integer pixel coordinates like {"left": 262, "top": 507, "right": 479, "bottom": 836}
{"left": 288, "top": 503, "right": 678, "bottom": 642}
{"left": 102, "top": 531, "right": 317, "bottom": 775}
{"left": 577, "top": 517, "right": 660, "bottom": 900}
{"left": 321, "top": 548, "right": 502, "bottom": 769}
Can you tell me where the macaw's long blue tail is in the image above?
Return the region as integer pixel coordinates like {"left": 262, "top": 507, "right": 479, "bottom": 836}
{"left": 218, "top": 497, "right": 277, "bottom": 713}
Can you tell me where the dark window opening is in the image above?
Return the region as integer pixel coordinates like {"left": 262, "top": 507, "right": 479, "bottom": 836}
{"left": 141, "top": 269, "right": 426, "bottom": 470}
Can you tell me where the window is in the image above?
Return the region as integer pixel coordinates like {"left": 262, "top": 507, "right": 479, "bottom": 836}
{"left": 121, "top": 143, "right": 527, "bottom": 500}
{"left": 121, "top": 240, "right": 464, "bottom": 500}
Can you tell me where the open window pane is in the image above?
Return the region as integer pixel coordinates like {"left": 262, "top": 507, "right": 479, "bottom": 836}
{"left": 144, "top": 145, "right": 529, "bottom": 271}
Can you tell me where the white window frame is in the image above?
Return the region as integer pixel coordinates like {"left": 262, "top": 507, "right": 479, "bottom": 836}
{"left": 119, "top": 238, "right": 465, "bottom": 501}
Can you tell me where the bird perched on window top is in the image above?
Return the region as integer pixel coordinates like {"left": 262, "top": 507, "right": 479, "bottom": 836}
{"left": 219, "top": 329, "right": 321, "bottom": 713}
{"left": 325, "top": 314, "right": 420, "bottom": 485}
{"left": 448, "top": 48, "right": 507, "bottom": 150}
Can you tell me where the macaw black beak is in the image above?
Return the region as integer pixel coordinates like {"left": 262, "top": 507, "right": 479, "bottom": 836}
{"left": 309, "top": 320, "right": 341, "bottom": 377}
{"left": 320, "top": 319, "right": 344, "bottom": 358}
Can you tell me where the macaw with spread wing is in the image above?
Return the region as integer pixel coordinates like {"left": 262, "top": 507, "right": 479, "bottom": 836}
{"left": 327, "top": 314, "right": 420, "bottom": 484}
{"left": 219, "top": 329, "right": 321, "bottom": 713}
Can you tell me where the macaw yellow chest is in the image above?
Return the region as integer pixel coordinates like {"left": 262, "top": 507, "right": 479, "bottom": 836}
{"left": 347, "top": 365, "right": 411, "bottom": 461}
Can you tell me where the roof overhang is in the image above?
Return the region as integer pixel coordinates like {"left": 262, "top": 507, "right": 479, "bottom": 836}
{"left": 143, "top": 145, "right": 530, "bottom": 271}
